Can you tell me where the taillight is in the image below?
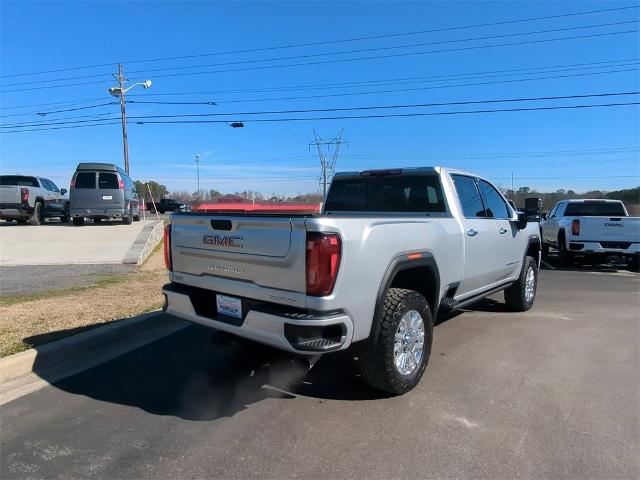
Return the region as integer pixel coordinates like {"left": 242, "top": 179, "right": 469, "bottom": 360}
{"left": 70, "top": 176, "right": 76, "bottom": 189}
{"left": 118, "top": 178, "right": 124, "bottom": 190}
{"left": 306, "top": 232, "right": 341, "bottom": 296}
{"left": 163, "top": 224, "right": 172, "bottom": 271}
{"left": 20, "top": 187, "right": 29, "bottom": 203}
{"left": 571, "top": 219, "right": 580, "bottom": 236}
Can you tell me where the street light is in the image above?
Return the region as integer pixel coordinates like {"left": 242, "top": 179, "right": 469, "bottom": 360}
{"left": 107, "top": 63, "right": 152, "bottom": 175}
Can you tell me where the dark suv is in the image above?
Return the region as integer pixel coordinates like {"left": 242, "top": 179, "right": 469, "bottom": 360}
{"left": 70, "top": 163, "right": 140, "bottom": 226}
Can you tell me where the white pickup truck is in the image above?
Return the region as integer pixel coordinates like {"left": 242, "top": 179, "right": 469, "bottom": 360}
{"left": 0, "top": 175, "right": 69, "bottom": 225}
{"left": 162, "top": 167, "right": 542, "bottom": 394}
{"left": 540, "top": 199, "right": 640, "bottom": 269}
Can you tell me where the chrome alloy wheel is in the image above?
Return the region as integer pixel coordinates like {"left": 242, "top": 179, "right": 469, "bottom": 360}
{"left": 525, "top": 266, "right": 536, "bottom": 303}
{"left": 393, "top": 310, "right": 425, "bottom": 376}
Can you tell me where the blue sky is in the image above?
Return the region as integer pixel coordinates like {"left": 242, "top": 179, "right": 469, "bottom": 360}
{"left": 1, "top": 0, "right": 639, "bottom": 196}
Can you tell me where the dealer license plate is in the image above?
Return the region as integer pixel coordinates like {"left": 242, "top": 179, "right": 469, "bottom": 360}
{"left": 216, "top": 294, "right": 242, "bottom": 319}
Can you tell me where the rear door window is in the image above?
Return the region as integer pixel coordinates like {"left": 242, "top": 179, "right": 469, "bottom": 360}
{"left": 452, "top": 175, "right": 486, "bottom": 218}
{"left": 98, "top": 172, "right": 119, "bottom": 190}
{"left": 74, "top": 172, "right": 96, "bottom": 189}
{"left": 477, "top": 180, "right": 510, "bottom": 219}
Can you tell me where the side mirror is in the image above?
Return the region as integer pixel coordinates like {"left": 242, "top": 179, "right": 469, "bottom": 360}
{"left": 541, "top": 212, "right": 547, "bottom": 221}
{"left": 524, "top": 197, "right": 542, "bottom": 221}
{"left": 60, "top": 188, "right": 67, "bottom": 196}
{"left": 510, "top": 209, "right": 528, "bottom": 229}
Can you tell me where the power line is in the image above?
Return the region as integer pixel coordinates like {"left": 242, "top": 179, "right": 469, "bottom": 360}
{"left": 2, "top": 29, "right": 637, "bottom": 94}
{"left": 5, "top": 58, "right": 628, "bottom": 117}
{"left": 2, "top": 101, "right": 637, "bottom": 133}
{"left": 4, "top": 91, "right": 637, "bottom": 128}
{"left": 2, "top": 5, "right": 637, "bottom": 79}
{"left": 128, "top": 58, "right": 639, "bottom": 97}
{"left": 118, "top": 21, "right": 639, "bottom": 77}
{"left": 9, "top": 20, "right": 633, "bottom": 88}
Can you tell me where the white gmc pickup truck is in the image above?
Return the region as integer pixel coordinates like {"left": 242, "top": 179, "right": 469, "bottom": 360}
{"left": 162, "top": 167, "right": 542, "bottom": 394}
{"left": 541, "top": 199, "right": 640, "bottom": 269}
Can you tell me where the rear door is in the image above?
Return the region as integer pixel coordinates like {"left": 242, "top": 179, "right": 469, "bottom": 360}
{"left": 39, "top": 178, "right": 65, "bottom": 215}
{"left": 97, "top": 171, "right": 124, "bottom": 210}
{"left": 477, "top": 179, "right": 522, "bottom": 279}
{"left": 71, "top": 171, "right": 97, "bottom": 209}
{"left": 451, "top": 174, "right": 504, "bottom": 295}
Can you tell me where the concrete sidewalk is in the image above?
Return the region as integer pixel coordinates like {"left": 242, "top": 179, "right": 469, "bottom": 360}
{"left": 0, "top": 219, "right": 162, "bottom": 265}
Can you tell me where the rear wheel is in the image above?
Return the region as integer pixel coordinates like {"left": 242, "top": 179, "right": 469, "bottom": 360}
{"left": 72, "top": 217, "right": 84, "bottom": 226}
{"left": 557, "top": 232, "right": 573, "bottom": 265}
{"left": 541, "top": 242, "right": 550, "bottom": 257}
{"left": 93, "top": 218, "right": 102, "bottom": 223}
{"left": 504, "top": 256, "right": 538, "bottom": 311}
{"left": 628, "top": 256, "right": 640, "bottom": 272}
{"left": 359, "top": 288, "right": 433, "bottom": 395}
{"left": 29, "top": 202, "right": 43, "bottom": 225}
{"left": 133, "top": 215, "right": 140, "bottom": 222}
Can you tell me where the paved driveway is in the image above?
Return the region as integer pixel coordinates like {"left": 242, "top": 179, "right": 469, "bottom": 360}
{"left": 1, "top": 269, "right": 638, "bottom": 479}
{"left": 0, "top": 219, "right": 158, "bottom": 265}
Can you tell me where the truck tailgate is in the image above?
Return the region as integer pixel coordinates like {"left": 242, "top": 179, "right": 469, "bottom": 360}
{"left": 170, "top": 214, "right": 308, "bottom": 293}
{"left": 577, "top": 216, "right": 640, "bottom": 242}
{"left": 0, "top": 185, "right": 20, "bottom": 204}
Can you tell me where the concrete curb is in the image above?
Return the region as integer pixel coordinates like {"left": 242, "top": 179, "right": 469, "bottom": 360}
{"left": 0, "top": 312, "right": 190, "bottom": 404}
{"left": 122, "top": 220, "right": 164, "bottom": 265}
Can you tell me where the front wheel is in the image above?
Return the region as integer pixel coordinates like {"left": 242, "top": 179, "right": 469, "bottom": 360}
{"left": 72, "top": 217, "right": 84, "bottom": 226}
{"left": 504, "top": 256, "right": 538, "bottom": 311}
{"left": 358, "top": 288, "right": 433, "bottom": 395}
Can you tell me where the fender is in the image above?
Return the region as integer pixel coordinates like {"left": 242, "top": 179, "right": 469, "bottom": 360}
{"left": 525, "top": 233, "right": 542, "bottom": 268}
{"left": 372, "top": 252, "right": 440, "bottom": 340}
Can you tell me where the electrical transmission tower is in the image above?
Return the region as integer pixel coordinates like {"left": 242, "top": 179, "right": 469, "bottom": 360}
{"left": 310, "top": 128, "right": 347, "bottom": 198}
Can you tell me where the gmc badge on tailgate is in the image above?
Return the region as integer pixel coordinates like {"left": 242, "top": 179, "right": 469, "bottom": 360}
{"left": 203, "top": 235, "right": 243, "bottom": 248}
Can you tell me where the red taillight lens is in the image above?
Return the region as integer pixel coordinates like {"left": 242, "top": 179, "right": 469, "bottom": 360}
{"left": 20, "top": 187, "right": 29, "bottom": 204}
{"left": 163, "top": 224, "right": 172, "bottom": 271}
{"left": 306, "top": 232, "right": 341, "bottom": 296}
{"left": 571, "top": 219, "right": 580, "bottom": 235}
{"left": 118, "top": 178, "right": 124, "bottom": 190}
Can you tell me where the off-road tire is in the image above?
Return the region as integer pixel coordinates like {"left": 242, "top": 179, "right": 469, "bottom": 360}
{"left": 29, "top": 202, "right": 43, "bottom": 225}
{"left": 358, "top": 288, "right": 433, "bottom": 395}
{"left": 72, "top": 217, "right": 84, "bottom": 226}
{"left": 504, "top": 256, "right": 538, "bottom": 311}
{"left": 557, "top": 232, "right": 573, "bottom": 265}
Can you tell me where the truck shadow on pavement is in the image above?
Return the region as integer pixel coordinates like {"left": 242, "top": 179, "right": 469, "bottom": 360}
{"left": 28, "top": 323, "right": 388, "bottom": 422}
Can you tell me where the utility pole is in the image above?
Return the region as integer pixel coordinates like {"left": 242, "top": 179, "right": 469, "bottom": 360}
{"left": 195, "top": 154, "right": 201, "bottom": 193}
{"left": 310, "top": 128, "right": 347, "bottom": 198}
{"left": 511, "top": 172, "right": 514, "bottom": 199}
{"left": 108, "top": 66, "right": 152, "bottom": 176}
{"left": 117, "top": 64, "right": 130, "bottom": 175}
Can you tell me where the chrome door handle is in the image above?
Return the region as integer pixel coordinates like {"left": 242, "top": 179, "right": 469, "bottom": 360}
{"left": 499, "top": 227, "right": 508, "bottom": 234}
{"left": 466, "top": 228, "right": 478, "bottom": 237}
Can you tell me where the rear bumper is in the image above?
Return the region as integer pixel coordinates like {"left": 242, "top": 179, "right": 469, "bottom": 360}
{"left": 0, "top": 204, "right": 32, "bottom": 218}
{"left": 71, "top": 207, "right": 126, "bottom": 218}
{"left": 162, "top": 282, "right": 354, "bottom": 354}
{"left": 568, "top": 240, "right": 640, "bottom": 255}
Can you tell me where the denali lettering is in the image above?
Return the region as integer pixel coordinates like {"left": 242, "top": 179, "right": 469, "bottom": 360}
{"left": 207, "top": 265, "right": 244, "bottom": 275}
{"left": 203, "top": 235, "right": 243, "bottom": 248}
{"left": 605, "top": 222, "right": 624, "bottom": 227}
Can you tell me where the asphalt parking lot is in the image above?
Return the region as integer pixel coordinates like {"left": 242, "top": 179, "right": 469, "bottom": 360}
{"left": 1, "top": 266, "right": 638, "bottom": 479}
